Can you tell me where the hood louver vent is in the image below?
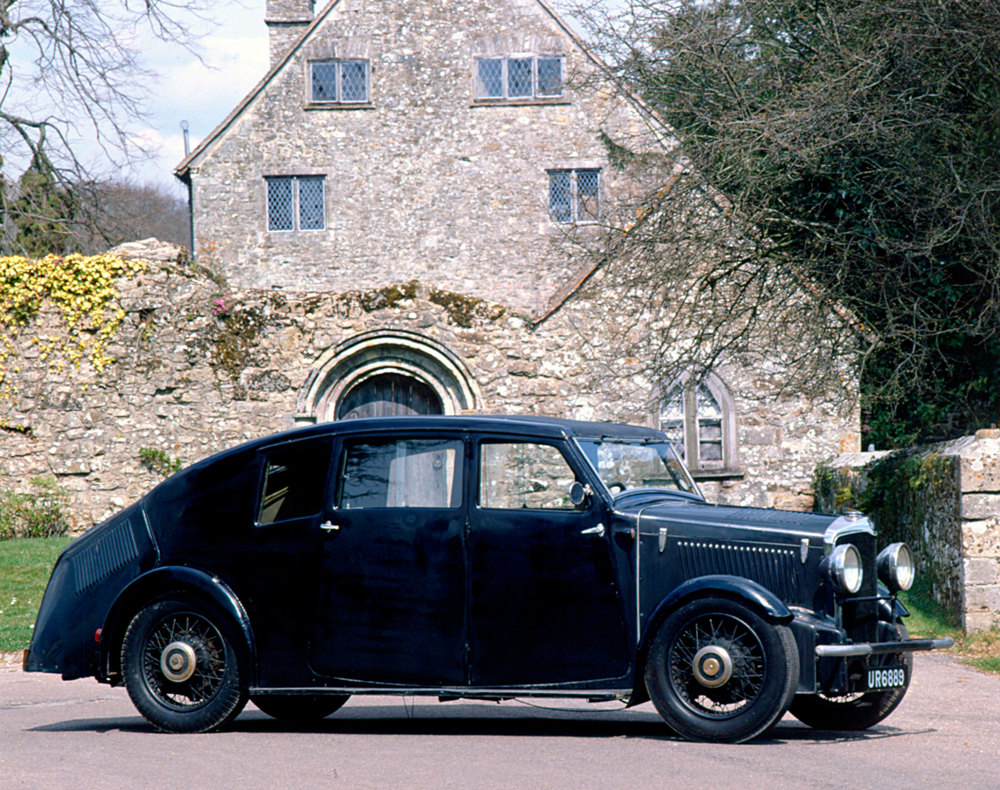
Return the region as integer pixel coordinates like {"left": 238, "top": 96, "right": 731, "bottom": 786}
{"left": 676, "top": 540, "right": 797, "bottom": 601}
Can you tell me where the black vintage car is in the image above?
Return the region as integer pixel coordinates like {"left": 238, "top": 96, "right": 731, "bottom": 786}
{"left": 25, "top": 416, "right": 951, "bottom": 742}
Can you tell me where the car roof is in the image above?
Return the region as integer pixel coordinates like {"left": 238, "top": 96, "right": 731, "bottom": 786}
{"left": 253, "top": 414, "right": 665, "bottom": 449}
{"left": 169, "top": 415, "right": 667, "bottom": 482}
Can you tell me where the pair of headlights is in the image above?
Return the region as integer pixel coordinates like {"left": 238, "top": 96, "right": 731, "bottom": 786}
{"left": 826, "top": 542, "right": 915, "bottom": 595}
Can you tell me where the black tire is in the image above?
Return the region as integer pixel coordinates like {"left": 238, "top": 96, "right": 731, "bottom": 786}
{"left": 789, "top": 624, "right": 913, "bottom": 731}
{"left": 121, "top": 599, "right": 249, "bottom": 733}
{"left": 644, "top": 597, "right": 800, "bottom": 743}
{"left": 252, "top": 694, "right": 350, "bottom": 723}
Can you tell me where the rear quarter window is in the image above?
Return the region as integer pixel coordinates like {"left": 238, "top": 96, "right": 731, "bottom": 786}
{"left": 257, "top": 440, "right": 332, "bottom": 525}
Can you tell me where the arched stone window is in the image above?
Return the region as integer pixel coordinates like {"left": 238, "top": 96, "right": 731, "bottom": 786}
{"left": 295, "top": 330, "right": 481, "bottom": 424}
{"left": 658, "top": 372, "right": 740, "bottom": 477}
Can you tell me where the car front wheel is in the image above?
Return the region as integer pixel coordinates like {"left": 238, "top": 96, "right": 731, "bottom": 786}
{"left": 644, "top": 597, "right": 799, "bottom": 743}
{"left": 121, "top": 599, "right": 248, "bottom": 733}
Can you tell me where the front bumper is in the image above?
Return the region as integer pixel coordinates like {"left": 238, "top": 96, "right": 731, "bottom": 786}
{"left": 816, "top": 637, "right": 954, "bottom": 657}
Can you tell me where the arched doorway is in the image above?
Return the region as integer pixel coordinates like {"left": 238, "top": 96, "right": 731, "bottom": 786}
{"left": 336, "top": 372, "right": 443, "bottom": 419}
{"left": 294, "top": 330, "right": 482, "bottom": 424}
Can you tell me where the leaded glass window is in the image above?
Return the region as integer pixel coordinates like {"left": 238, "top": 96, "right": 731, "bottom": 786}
{"left": 577, "top": 169, "right": 600, "bottom": 221}
{"left": 548, "top": 168, "right": 600, "bottom": 223}
{"left": 298, "top": 177, "right": 325, "bottom": 230}
{"left": 266, "top": 176, "right": 326, "bottom": 232}
{"left": 311, "top": 61, "right": 338, "bottom": 102}
{"left": 508, "top": 58, "right": 533, "bottom": 97}
{"left": 309, "top": 59, "right": 369, "bottom": 104}
{"left": 340, "top": 60, "right": 368, "bottom": 102}
{"left": 548, "top": 170, "right": 572, "bottom": 223}
{"left": 266, "top": 177, "right": 294, "bottom": 231}
{"left": 476, "top": 58, "right": 504, "bottom": 98}
{"left": 473, "top": 55, "right": 564, "bottom": 100}
{"left": 537, "top": 57, "right": 562, "bottom": 96}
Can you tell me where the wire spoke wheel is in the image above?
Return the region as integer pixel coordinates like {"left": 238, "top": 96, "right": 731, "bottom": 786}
{"left": 669, "top": 612, "right": 766, "bottom": 718}
{"left": 645, "top": 597, "right": 798, "bottom": 743}
{"left": 122, "top": 599, "right": 248, "bottom": 733}
{"left": 141, "top": 612, "right": 228, "bottom": 711}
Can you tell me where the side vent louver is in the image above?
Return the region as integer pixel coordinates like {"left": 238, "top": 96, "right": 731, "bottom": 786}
{"left": 676, "top": 540, "right": 797, "bottom": 600}
{"left": 74, "top": 519, "right": 139, "bottom": 595}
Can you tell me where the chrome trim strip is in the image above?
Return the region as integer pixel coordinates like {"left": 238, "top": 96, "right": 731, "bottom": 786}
{"left": 634, "top": 504, "right": 659, "bottom": 645}
{"left": 816, "top": 637, "right": 954, "bottom": 657}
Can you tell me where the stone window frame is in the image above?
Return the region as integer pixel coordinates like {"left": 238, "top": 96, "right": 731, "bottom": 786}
{"left": 657, "top": 371, "right": 742, "bottom": 480}
{"left": 305, "top": 58, "right": 372, "bottom": 108}
{"left": 265, "top": 174, "right": 326, "bottom": 232}
{"left": 472, "top": 54, "right": 566, "bottom": 104}
{"left": 547, "top": 167, "right": 601, "bottom": 224}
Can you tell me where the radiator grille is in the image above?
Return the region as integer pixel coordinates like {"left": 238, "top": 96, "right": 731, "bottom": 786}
{"left": 676, "top": 540, "right": 798, "bottom": 600}
{"left": 74, "top": 519, "right": 139, "bottom": 595}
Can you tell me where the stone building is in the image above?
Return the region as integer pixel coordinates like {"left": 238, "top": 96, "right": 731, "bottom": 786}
{"left": 0, "top": 0, "right": 860, "bottom": 527}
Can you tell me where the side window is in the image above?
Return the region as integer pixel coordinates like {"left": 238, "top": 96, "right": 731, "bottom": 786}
{"left": 337, "top": 438, "right": 463, "bottom": 509}
{"left": 479, "top": 441, "right": 579, "bottom": 510}
{"left": 257, "top": 441, "right": 331, "bottom": 525}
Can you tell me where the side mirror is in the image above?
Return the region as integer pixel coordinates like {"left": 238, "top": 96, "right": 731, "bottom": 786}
{"left": 568, "top": 482, "right": 591, "bottom": 507}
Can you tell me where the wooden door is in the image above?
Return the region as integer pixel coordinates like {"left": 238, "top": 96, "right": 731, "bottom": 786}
{"left": 336, "top": 373, "right": 443, "bottom": 419}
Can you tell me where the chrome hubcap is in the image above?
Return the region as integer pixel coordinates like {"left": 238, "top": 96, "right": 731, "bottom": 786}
{"left": 160, "top": 641, "right": 198, "bottom": 683}
{"left": 692, "top": 645, "right": 734, "bottom": 688}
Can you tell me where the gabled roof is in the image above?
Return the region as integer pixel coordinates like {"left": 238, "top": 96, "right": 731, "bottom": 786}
{"left": 174, "top": 0, "right": 669, "bottom": 180}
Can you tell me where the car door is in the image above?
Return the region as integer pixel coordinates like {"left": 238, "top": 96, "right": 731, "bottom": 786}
{"left": 245, "top": 437, "right": 333, "bottom": 688}
{"left": 308, "top": 433, "right": 467, "bottom": 685}
{"left": 467, "top": 437, "right": 631, "bottom": 686}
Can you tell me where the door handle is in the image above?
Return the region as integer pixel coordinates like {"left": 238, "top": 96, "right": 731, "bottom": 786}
{"left": 320, "top": 520, "right": 340, "bottom": 532}
{"left": 580, "top": 523, "right": 605, "bottom": 538}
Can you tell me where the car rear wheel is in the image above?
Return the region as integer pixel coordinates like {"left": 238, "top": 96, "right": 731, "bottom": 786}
{"left": 252, "top": 694, "right": 350, "bottom": 723}
{"left": 644, "top": 597, "right": 800, "bottom": 743}
{"left": 789, "top": 624, "right": 913, "bottom": 731}
{"left": 121, "top": 599, "right": 248, "bottom": 733}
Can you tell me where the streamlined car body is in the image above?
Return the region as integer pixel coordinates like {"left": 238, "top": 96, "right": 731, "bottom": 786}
{"left": 25, "top": 415, "right": 951, "bottom": 741}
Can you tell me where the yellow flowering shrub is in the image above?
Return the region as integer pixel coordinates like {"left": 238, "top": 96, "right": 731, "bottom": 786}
{"left": 0, "top": 253, "right": 147, "bottom": 402}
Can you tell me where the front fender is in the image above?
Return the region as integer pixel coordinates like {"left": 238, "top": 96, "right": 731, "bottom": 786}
{"left": 100, "top": 566, "right": 256, "bottom": 684}
{"left": 652, "top": 574, "right": 793, "bottom": 625}
{"left": 625, "top": 575, "right": 793, "bottom": 707}
{"left": 639, "top": 574, "right": 792, "bottom": 662}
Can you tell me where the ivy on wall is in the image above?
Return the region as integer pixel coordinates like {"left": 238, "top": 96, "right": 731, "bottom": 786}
{"left": 0, "top": 253, "right": 147, "bottom": 408}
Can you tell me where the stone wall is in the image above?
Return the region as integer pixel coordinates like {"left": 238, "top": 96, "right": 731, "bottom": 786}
{"left": 815, "top": 432, "right": 1000, "bottom": 631}
{"left": 0, "top": 240, "right": 858, "bottom": 530}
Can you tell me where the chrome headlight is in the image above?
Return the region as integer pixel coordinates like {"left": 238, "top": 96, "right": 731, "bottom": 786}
{"left": 826, "top": 543, "right": 863, "bottom": 594}
{"left": 877, "top": 542, "right": 915, "bottom": 593}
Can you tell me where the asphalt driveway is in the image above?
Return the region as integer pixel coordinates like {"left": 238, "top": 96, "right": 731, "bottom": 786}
{"left": 2, "top": 652, "right": 997, "bottom": 789}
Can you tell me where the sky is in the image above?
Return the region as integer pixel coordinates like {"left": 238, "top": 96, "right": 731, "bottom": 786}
{"left": 5, "top": 1, "right": 592, "bottom": 198}
{"left": 135, "top": 1, "right": 270, "bottom": 196}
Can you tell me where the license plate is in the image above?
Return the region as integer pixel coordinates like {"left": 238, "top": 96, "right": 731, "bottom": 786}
{"left": 866, "top": 665, "right": 907, "bottom": 690}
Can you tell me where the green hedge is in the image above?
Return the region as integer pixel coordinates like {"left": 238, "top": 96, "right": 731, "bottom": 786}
{"left": 0, "top": 477, "right": 71, "bottom": 541}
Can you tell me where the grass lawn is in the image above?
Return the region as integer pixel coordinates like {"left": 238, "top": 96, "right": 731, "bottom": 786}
{"left": 900, "top": 575, "right": 1000, "bottom": 674}
{"left": 0, "top": 536, "right": 73, "bottom": 653}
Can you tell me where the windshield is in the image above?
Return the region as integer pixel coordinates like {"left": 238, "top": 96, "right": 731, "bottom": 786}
{"left": 576, "top": 439, "right": 701, "bottom": 497}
